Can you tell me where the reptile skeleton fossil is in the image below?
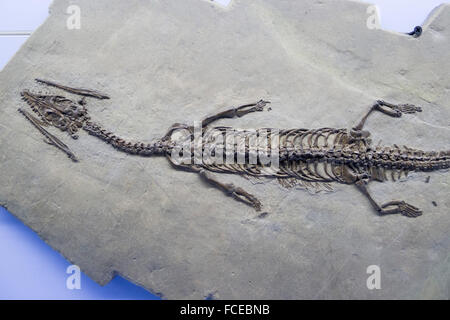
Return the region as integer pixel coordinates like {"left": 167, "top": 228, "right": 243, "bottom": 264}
{"left": 18, "top": 79, "right": 449, "bottom": 218}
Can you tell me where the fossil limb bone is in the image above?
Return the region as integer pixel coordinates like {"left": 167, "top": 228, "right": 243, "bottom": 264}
{"left": 18, "top": 108, "right": 78, "bottom": 162}
{"left": 35, "top": 78, "right": 110, "bottom": 100}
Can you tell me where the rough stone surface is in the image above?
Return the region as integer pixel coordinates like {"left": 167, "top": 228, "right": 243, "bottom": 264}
{"left": 0, "top": 0, "right": 449, "bottom": 299}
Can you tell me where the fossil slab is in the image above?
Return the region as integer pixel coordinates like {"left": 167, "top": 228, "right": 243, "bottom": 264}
{"left": 0, "top": 0, "right": 449, "bottom": 299}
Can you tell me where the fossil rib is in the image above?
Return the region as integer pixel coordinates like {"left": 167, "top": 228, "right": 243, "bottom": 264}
{"left": 18, "top": 79, "right": 450, "bottom": 218}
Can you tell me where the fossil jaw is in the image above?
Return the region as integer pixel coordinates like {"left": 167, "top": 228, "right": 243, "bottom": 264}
{"left": 21, "top": 90, "right": 90, "bottom": 139}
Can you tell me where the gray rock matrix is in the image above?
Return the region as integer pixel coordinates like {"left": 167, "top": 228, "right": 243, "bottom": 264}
{"left": 0, "top": 0, "right": 449, "bottom": 299}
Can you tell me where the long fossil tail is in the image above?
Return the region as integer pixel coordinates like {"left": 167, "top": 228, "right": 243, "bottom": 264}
{"left": 422, "top": 150, "right": 450, "bottom": 170}
{"left": 366, "top": 148, "right": 449, "bottom": 182}
{"left": 388, "top": 148, "right": 450, "bottom": 172}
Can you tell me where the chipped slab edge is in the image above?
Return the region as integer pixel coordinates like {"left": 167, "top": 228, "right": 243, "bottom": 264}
{"left": 0, "top": 0, "right": 449, "bottom": 297}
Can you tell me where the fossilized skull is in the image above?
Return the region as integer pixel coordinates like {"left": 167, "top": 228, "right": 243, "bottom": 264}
{"left": 21, "top": 91, "right": 90, "bottom": 139}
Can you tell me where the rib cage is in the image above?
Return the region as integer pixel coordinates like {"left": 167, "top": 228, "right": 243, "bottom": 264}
{"left": 194, "top": 126, "right": 450, "bottom": 185}
{"left": 195, "top": 127, "right": 355, "bottom": 184}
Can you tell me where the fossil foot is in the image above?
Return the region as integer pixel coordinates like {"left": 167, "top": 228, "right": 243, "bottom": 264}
{"left": 254, "top": 99, "right": 271, "bottom": 111}
{"left": 380, "top": 201, "right": 423, "bottom": 218}
{"left": 236, "top": 100, "right": 271, "bottom": 116}
{"left": 228, "top": 185, "right": 262, "bottom": 211}
{"left": 377, "top": 100, "right": 422, "bottom": 116}
{"left": 395, "top": 103, "right": 422, "bottom": 114}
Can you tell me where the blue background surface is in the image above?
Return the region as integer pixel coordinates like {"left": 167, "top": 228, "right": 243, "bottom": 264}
{"left": 0, "top": 0, "right": 448, "bottom": 299}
